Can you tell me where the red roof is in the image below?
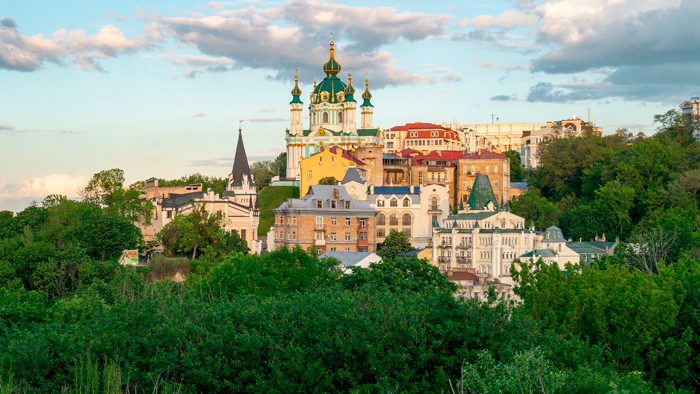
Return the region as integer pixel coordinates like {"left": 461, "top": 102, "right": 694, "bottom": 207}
{"left": 389, "top": 122, "right": 449, "bottom": 131}
{"left": 461, "top": 150, "right": 506, "bottom": 160}
{"left": 404, "top": 129, "right": 460, "bottom": 141}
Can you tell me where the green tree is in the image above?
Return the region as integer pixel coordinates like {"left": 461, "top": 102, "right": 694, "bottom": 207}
{"left": 510, "top": 188, "right": 559, "bottom": 230}
{"left": 504, "top": 150, "right": 527, "bottom": 182}
{"left": 158, "top": 202, "right": 226, "bottom": 259}
{"left": 274, "top": 151, "right": 287, "bottom": 179}
{"left": 318, "top": 176, "right": 337, "bottom": 185}
{"left": 377, "top": 230, "right": 414, "bottom": 260}
{"left": 250, "top": 160, "right": 276, "bottom": 189}
{"left": 81, "top": 169, "right": 152, "bottom": 224}
{"left": 155, "top": 173, "right": 228, "bottom": 195}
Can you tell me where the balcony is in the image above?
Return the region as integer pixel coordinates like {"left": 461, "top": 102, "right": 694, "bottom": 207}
{"left": 438, "top": 256, "right": 451, "bottom": 264}
{"left": 456, "top": 257, "right": 471, "bottom": 264}
{"left": 438, "top": 243, "right": 452, "bottom": 249}
{"left": 357, "top": 239, "right": 368, "bottom": 247}
{"left": 457, "top": 243, "right": 471, "bottom": 249}
{"left": 357, "top": 226, "right": 368, "bottom": 232}
{"left": 314, "top": 239, "right": 326, "bottom": 246}
{"left": 315, "top": 225, "right": 326, "bottom": 231}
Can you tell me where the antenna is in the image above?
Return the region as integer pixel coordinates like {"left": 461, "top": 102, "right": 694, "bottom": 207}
{"left": 239, "top": 117, "right": 243, "bottom": 135}
{"left": 490, "top": 113, "right": 496, "bottom": 124}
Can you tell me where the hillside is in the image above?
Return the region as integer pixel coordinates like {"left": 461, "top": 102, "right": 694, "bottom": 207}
{"left": 257, "top": 186, "right": 299, "bottom": 236}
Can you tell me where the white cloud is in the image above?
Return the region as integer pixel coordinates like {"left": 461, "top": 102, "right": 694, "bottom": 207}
{"left": 147, "top": 0, "right": 451, "bottom": 88}
{"left": 459, "top": 9, "right": 537, "bottom": 29}
{"left": 0, "top": 124, "right": 14, "bottom": 130}
{"left": 0, "top": 20, "right": 151, "bottom": 72}
{"left": 0, "top": 174, "right": 89, "bottom": 200}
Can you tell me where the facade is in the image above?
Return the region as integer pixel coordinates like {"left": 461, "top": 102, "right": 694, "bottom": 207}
{"left": 519, "top": 226, "right": 617, "bottom": 268}
{"left": 366, "top": 184, "right": 450, "bottom": 248}
{"left": 141, "top": 128, "right": 261, "bottom": 253}
{"left": 456, "top": 150, "right": 510, "bottom": 205}
{"left": 384, "top": 122, "right": 463, "bottom": 153}
{"left": 285, "top": 40, "right": 382, "bottom": 181}
{"left": 520, "top": 126, "right": 560, "bottom": 170}
{"left": 680, "top": 96, "right": 700, "bottom": 140}
{"left": 299, "top": 146, "right": 364, "bottom": 197}
{"left": 268, "top": 185, "right": 379, "bottom": 254}
{"left": 458, "top": 123, "right": 543, "bottom": 153}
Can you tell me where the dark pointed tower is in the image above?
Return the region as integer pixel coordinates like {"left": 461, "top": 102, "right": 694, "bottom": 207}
{"left": 230, "top": 121, "right": 253, "bottom": 186}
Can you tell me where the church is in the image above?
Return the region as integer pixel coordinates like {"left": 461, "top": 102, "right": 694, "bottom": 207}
{"left": 285, "top": 39, "right": 383, "bottom": 181}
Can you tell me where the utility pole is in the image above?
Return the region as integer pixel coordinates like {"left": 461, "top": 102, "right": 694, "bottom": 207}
{"left": 491, "top": 113, "right": 496, "bottom": 124}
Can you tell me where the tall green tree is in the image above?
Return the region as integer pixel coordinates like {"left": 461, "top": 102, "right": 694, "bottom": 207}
{"left": 81, "top": 169, "right": 153, "bottom": 224}
{"left": 510, "top": 188, "right": 559, "bottom": 230}
{"left": 377, "top": 230, "right": 414, "bottom": 260}
{"left": 318, "top": 176, "right": 337, "bottom": 185}
{"left": 250, "top": 160, "right": 276, "bottom": 189}
{"left": 158, "top": 202, "right": 227, "bottom": 259}
{"left": 504, "top": 150, "right": 527, "bottom": 182}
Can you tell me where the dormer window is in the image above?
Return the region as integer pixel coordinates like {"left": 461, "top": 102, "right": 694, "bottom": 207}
{"left": 331, "top": 200, "right": 337, "bottom": 209}
{"left": 317, "top": 200, "right": 323, "bottom": 208}
{"left": 403, "top": 198, "right": 410, "bottom": 207}
{"left": 345, "top": 201, "right": 351, "bottom": 209}
{"left": 377, "top": 198, "right": 384, "bottom": 207}
{"left": 390, "top": 198, "right": 398, "bottom": 207}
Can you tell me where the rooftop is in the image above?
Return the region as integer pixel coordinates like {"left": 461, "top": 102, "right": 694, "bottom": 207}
{"left": 321, "top": 251, "right": 379, "bottom": 267}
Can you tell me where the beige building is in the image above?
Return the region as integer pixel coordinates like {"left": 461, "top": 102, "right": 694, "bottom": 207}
{"left": 458, "top": 123, "right": 543, "bottom": 153}
{"left": 457, "top": 150, "right": 510, "bottom": 206}
{"left": 141, "top": 128, "right": 261, "bottom": 253}
{"left": 384, "top": 122, "right": 463, "bottom": 153}
{"left": 268, "top": 185, "right": 378, "bottom": 254}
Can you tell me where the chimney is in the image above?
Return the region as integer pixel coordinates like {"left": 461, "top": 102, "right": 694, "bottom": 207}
{"left": 369, "top": 185, "right": 374, "bottom": 194}
{"left": 334, "top": 188, "right": 340, "bottom": 200}
{"left": 410, "top": 185, "right": 414, "bottom": 194}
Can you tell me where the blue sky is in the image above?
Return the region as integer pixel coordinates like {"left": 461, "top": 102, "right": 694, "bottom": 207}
{"left": 1, "top": 0, "right": 698, "bottom": 211}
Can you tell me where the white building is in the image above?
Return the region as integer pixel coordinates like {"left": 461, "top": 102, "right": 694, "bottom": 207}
{"left": 458, "top": 123, "right": 543, "bottom": 153}
{"left": 321, "top": 251, "right": 382, "bottom": 274}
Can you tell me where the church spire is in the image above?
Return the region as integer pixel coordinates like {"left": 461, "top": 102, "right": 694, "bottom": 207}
{"left": 231, "top": 119, "right": 253, "bottom": 186}
{"left": 361, "top": 72, "right": 373, "bottom": 107}
{"left": 344, "top": 66, "right": 356, "bottom": 102}
{"left": 290, "top": 68, "right": 302, "bottom": 104}
{"left": 322, "top": 39, "right": 341, "bottom": 77}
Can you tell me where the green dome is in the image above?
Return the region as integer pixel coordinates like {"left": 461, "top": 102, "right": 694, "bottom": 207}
{"left": 323, "top": 41, "right": 341, "bottom": 76}
{"left": 344, "top": 71, "right": 356, "bottom": 103}
{"left": 312, "top": 74, "right": 347, "bottom": 104}
{"left": 290, "top": 72, "right": 302, "bottom": 104}
{"left": 361, "top": 77, "right": 373, "bottom": 107}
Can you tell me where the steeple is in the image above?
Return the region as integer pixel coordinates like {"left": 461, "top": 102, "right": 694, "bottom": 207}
{"left": 290, "top": 68, "right": 302, "bottom": 104}
{"left": 344, "top": 67, "right": 356, "bottom": 102}
{"left": 231, "top": 120, "right": 253, "bottom": 186}
{"left": 361, "top": 72, "right": 373, "bottom": 107}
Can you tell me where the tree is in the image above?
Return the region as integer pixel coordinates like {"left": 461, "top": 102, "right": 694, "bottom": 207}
{"left": 250, "top": 160, "right": 276, "bottom": 189}
{"left": 318, "top": 176, "right": 337, "bottom": 185}
{"left": 510, "top": 188, "right": 559, "bottom": 230}
{"left": 157, "top": 202, "right": 225, "bottom": 259}
{"left": 504, "top": 150, "right": 527, "bottom": 182}
{"left": 274, "top": 152, "right": 287, "bottom": 179}
{"left": 377, "top": 230, "right": 414, "bottom": 260}
{"left": 81, "top": 169, "right": 153, "bottom": 224}
{"left": 155, "top": 173, "right": 228, "bottom": 195}
{"left": 339, "top": 257, "right": 456, "bottom": 295}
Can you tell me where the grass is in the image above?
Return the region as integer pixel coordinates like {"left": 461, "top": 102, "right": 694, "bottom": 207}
{"left": 257, "top": 186, "right": 299, "bottom": 237}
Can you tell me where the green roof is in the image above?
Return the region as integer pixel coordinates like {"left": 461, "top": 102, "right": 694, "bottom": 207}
{"left": 567, "top": 241, "right": 617, "bottom": 254}
{"left": 323, "top": 41, "right": 341, "bottom": 76}
{"left": 357, "top": 128, "right": 379, "bottom": 136}
{"left": 290, "top": 73, "right": 302, "bottom": 104}
{"left": 344, "top": 73, "right": 356, "bottom": 102}
{"left": 312, "top": 75, "right": 348, "bottom": 104}
{"left": 446, "top": 211, "right": 497, "bottom": 221}
{"left": 520, "top": 249, "right": 556, "bottom": 258}
{"left": 467, "top": 175, "right": 497, "bottom": 210}
{"left": 361, "top": 78, "right": 373, "bottom": 107}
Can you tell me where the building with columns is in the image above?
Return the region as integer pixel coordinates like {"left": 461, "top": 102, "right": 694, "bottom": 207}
{"left": 285, "top": 40, "right": 382, "bottom": 182}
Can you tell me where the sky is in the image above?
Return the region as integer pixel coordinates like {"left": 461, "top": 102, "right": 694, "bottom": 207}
{"left": 1, "top": 0, "right": 699, "bottom": 212}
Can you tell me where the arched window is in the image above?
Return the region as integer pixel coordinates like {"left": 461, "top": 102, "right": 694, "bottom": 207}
{"left": 402, "top": 213, "right": 411, "bottom": 226}
{"left": 389, "top": 214, "right": 398, "bottom": 226}
{"left": 377, "top": 213, "right": 385, "bottom": 226}
{"left": 403, "top": 198, "right": 410, "bottom": 207}
{"left": 338, "top": 111, "right": 343, "bottom": 123}
{"left": 377, "top": 198, "right": 384, "bottom": 207}
{"left": 431, "top": 197, "right": 438, "bottom": 210}
{"left": 390, "top": 198, "right": 398, "bottom": 207}
{"left": 322, "top": 112, "right": 329, "bottom": 123}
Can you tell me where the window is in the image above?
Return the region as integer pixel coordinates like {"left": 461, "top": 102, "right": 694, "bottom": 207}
{"left": 241, "top": 229, "right": 246, "bottom": 240}
{"left": 316, "top": 216, "right": 323, "bottom": 228}
{"left": 403, "top": 198, "right": 410, "bottom": 207}
{"left": 402, "top": 213, "right": 411, "bottom": 226}
{"left": 308, "top": 170, "right": 313, "bottom": 179}
{"left": 471, "top": 165, "right": 475, "bottom": 174}
{"left": 317, "top": 200, "right": 323, "bottom": 208}
{"left": 419, "top": 172, "right": 423, "bottom": 184}
{"left": 402, "top": 228, "right": 411, "bottom": 237}
{"left": 292, "top": 231, "right": 296, "bottom": 240}
{"left": 322, "top": 112, "right": 329, "bottom": 123}
{"left": 338, "top": 111, "right": 343, "bottom": 123}
{"left": 377, "top": 228, "right": 385, "bottom": 237}
{"left": 331, "top": 156, "right": 335, "bottom": 162}
{"left": 390, "top": 198, "right": 397, "bottom": 207}
{"left": 331, "top": 200, "right": 337, "bottom": 209}
{"left": 431, "top": 197, "right": 438, "bottom": 210}
{"left": 331, "top": 233, "right": 337, "bottom": 241}
{"left": 494, "top": 165, "right": 498, "bottom": 173}
{"left": 319, "top": 157, "right": 322, "bottom": 165}
{"left": 345, "top": 248, "right": 351, "bottom": 252}
{"left": 377, "top": 213, "right": 385, "bottom": 225}
{"left": 330, "top": 247, "right": 336, "bottom": 251}
{"left": 345, "top": 218, "right": 351, "bottom": 226}
{"left": 389, "top": 214, "right": 398, "bottom": 226}
{"left": 358, "top": 232, "right": 368, "bottom": 241}
{"left": 462, "top": 165, "right": 467, "bottom": 174}
{"left": 345, "top": 233, "right": 351, "bottom": 241}
{"left": 292, "top": 217, "right": 297, "bottom": 225}
{"left": 317, "top": 248, "right": 323, "bottom": 254}
{"left": 167, "top": 211, "right": 172, "bottom": 218}
{"left": 315, "top": 231, "right": 324, "bottom": 240}
{"left": 331, "top": 218, "right": 337, "bottom": 226}
{"left": 463, "top": 180, "right": 468, "bottom": 188}
{"left": 359, "top": 218, "right": 366, "bottom": 227}
{"left": 377, "top": 198, "right": 384, "bottom": 207}
{"left": 494, "top": 180, "right": 499, "bottom": 188}
{"left": 486, "top": 165, "right": 490, "bottom": 173}
{"left": 345, "top": 201, "right": 350, "bottom": 209}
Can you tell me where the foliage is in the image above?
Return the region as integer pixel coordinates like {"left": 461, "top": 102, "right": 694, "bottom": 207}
{"left": 250, "top": 160, "right": 277, "bottom": 189}
{"left": 154, "top": 173, "right": 229, "bottom": 196}
{"left": 318, "top": 176, "right": 337, "bottom": 185}
{"left": 274, "top": 151, "right": 287, "bottom": 179}
{"left": 339, "top": 257, "right": 457, "bottom": 295}
{"left": 512, "top": 259, "right": 694, "bottom": 390}
{"left": 504, "top": 150, "right": 527, "bottom": 182}
{"left": 81, "top": 169, "right": 153, "bottom": 224}
{"left": 256, "top": 185, "right": 299, "bottom": 237}
{"left": 510, "top": 188, "right": 560, "bottom": 230}
{"left": 376, "top": 230, "right": 414, "bottom": 260}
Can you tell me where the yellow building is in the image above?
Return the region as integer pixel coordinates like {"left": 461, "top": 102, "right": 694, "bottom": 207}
{"left": 300, "top": 146, "right": 365, "bottom": 197}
